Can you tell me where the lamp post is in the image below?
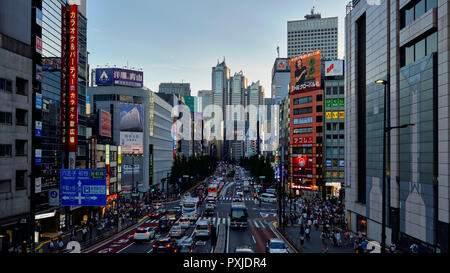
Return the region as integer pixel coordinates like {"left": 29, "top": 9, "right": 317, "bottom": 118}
{"left": 375, "top": 79, "right": 414, "bottom": 253}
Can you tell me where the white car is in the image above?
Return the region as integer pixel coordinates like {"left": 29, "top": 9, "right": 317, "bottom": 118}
{"left": 133, "top": 227, "right": 156, "bottom": 242}
{"left": 194, "top": 220, "right": 211, "bottom": 239}
{"left": 265, "top": 238, "right": 288, "bottom": 253}
{"left": 259, "top": 193, "right": 277, "bottom": 203}
{"left": 178, "top": 217, "right": 190, "bottom": 229}
{"left": 236, "top": 191, "right": 243, "bottom": 196}
{"left": 169, "top": 225, "right": 184, "bottom": 238}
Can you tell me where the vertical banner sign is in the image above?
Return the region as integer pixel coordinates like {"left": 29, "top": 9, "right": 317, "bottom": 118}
{"left": 68, "top": 4, "right": 78, "bottom": 153}
{"left": 61, "top": 5, "right": 67, "bottom": 146}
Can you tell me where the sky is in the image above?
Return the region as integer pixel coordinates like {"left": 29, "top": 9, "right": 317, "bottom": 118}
{"left": 87, "top": 0, "right": 349, "bottom": 97}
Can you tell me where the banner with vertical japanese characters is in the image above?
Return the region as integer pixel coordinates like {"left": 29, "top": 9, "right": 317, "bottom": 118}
{"left": 61, "top": 4, "right": 67, "bottom": 146}
{"left": 68, "top": 4, "right": 78, "bottom": 152}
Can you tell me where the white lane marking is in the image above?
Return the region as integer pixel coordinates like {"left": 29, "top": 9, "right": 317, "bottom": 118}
{"left": 252, "top": 235, "right": 256, "bottom": 244}
{"left": 147, "top": 248, "right": 153, "bottom": 253}
{"left": 117, "top": 242, "right": 135, "bottom": 253}
{"left": 222, "top": 218, "right": 226, "bottom": 225}
{"left": 227, "top": 222, "right": 230, "bottom": 253}
{"left": 253, "top": 220, "right": 260, "bottom": 228}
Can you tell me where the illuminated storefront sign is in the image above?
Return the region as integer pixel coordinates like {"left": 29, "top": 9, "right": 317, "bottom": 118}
{"left": 60, "top": 4, "right": 67, "bottom": 146}
{"left": 68, "top": 4, "right": 78, "bottom": 152}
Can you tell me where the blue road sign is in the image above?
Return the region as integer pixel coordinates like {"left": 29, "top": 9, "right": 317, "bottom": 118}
{"left": 60, "top": 169, "right": 107, "bottom": 206}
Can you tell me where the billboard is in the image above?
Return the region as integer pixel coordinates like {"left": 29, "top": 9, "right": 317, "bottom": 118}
{"left": 290, "top": 50, "right": 321, "bottom": 93}
{"left": 275, "top": 58, "right": 291, "bottom": 72}
{"left": 325, "top": 60, "right": 344, "bottom": 77}
{"left": 95, "top": 68, "right": 144, "bottom": 88}
{"left": 42, "top": 57, "right": 61, "bottom": 71}
{"left": 120, "top": 103, "right": 144, "bottom": 154}
{"left": 99, "top": 110, "right": 112, "bottom": 137}
{"left": 68, "top": 4, "right": 79, "bottom": 153}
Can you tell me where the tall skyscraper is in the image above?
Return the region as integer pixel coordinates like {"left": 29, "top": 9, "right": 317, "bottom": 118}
{"left": 211, "top": 58, "right": 230, "bottom": 160}
{"left": 245, "top": 81, "right": 264, "bottom": 157}
{"left": 287, "top": 8, "right": 338, "bottom": 60}
{"left": 229, "top": 71, "right": 247, "bottom": 161}
{"left": 345, "top": 0, "right": 447, "bottom": 253}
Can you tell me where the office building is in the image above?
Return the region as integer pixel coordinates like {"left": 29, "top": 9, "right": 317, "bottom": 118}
{"left": 159, "top": 82, "right": 191, "bottom": 97}
{"left": 323, "top": 60, "right": 345, "bottom": 198}
{"left": 0, "top": 0, "right": 33, "bottom": 251}
{"left": 272, "top": 58, "right": 291, "bottom": 105}
{"left": 345, "top": 0, "right": 447, "bottom": 253}
{"left": 245, "top": 81, "right": 264, "bottom": 157}
{"left": 229, "top": 71, "right": 247, "bottom": 161}
{"left": 287, "top": 8, "right": 338, "bottom": 60}
{"left": 149, "top": 93, "right": 175, "bottom": 190}
{"left": 211, "top": 59, "right": 230, "bottom": 160}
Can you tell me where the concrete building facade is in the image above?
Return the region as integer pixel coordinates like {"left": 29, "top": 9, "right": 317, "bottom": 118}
{"left": 345, "top": 0, "right": 448, "bottom": 253}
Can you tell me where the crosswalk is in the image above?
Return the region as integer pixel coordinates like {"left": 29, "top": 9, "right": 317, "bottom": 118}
{"left": 218, "top": 197, "right": 255, "bottom": 201}
{"left": 146, "top": 217, "right": 272, "bottom": 228}
{"left": 196, "top": 217, "right": 271, "bottom": 229}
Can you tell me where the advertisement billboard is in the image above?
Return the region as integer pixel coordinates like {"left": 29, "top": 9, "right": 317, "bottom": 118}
{"left": 275, "top": 58, "right": 291, "bottom": 72}
{"left": 95, "top": 68, "right": 144, "bottom": 88}
{"left": 68, "top": 4, "right": 79, "bottom": 153}
{"left": 120, "top": 132, "right": 143, "bottom": 154}
{"left": 99, "top": 110, "right": 112, "bottom": 137}
{"left": 290, "top": 50, "right": 321, "bottom": 93}
{"left": 325, "top": 60, "right": 344, "bottom": 77}
{"left": 120, "top": 103, "right": 143, "bottom": 132}
{"left": 42, "top": 57, "right": 61, "bottom": 71}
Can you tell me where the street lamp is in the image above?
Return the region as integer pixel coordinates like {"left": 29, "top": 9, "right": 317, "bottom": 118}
{"left": 375, "top": 78, "right": 414, "bottom": 253}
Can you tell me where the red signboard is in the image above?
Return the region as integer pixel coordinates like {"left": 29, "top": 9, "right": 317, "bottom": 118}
{"left": 68, "top": 5, "right": 78, "bottom": 152}
{"left": 61, "top": 5, "right": 67, "bottom": 146}
{"left": 100, "top": 110, "right": 112, "bottom": 137}
{"left": 36, "top": 36, "right": 42, "bottom": 54}
{"left": 293, "top": 137, "right": 313, "bottom": 144}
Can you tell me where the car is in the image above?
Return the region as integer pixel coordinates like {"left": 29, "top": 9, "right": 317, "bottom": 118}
{"left": 152, "top": 237, "right": 177, "bottom": 253}
{"left": 259, "top": 193, "right": 277, "bottom": 203}
{"left": 169, "top": 225, "right": 184, "bottom": 238}
{"left": 265, "top": 238, "right": 288, "bottom": 253}
{"left": 154, "top": 203, "right": 164, "bottom": 210}
{"left": 178, "top": 217, "right": 190, "bottom": 229}
{"left": 233, "top": 196, "right": 242, "bottom": 202}
{"left": 204, "top": 203, "right": 215, "bottom": 216}
{"left": 166, "top": 209, "right": 181, "bottom": 222}
{"left": 175, "top": 238, "right": 194, "bottom": 253}
{"left": 158, "top": 217, "right": 171, "bottom": 232}
{"left": 148, "top": 210, "right": 163, "bottom": 219}
{"left": 234, "top": 245, "right": 255, "bottom": 253}
{"left": 236, "top": 190, "right": 243, "bottom": 196}
{"left": 194, "top": 220, "right": 211, "bottom": 239}
{"left": 265, "top": 188, "right": 277, "bottom": 195}
{"left": 133, "top": 227, "right": 156, "bottom": 242}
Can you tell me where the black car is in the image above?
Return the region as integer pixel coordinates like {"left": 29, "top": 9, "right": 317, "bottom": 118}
{"left": 166, "top": 209, "right": 181, "bottom": 222}
{"left": 158, "top": 217, "right": 171, "bottom": 232}
{"left": 175, "top": 240, "right": 194, "bottom": 253}
{"left": 148, "top": 210, "right": 162, "bottom": 219}
{"left": 152, "top": 238, "right": 176, "bottom": 253}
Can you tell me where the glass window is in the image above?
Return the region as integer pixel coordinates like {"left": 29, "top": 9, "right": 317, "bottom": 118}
{"left": 316, "top": 115, "right": 323, "bottom": 122}
{"left": 0, "top": 180, "right": 11, "bottom": 193}
{"left": 404, "top": 6, "right": 414, "bottom": 27}
{"left": 415, "top": 38, "right": 426, "bottom": 60}
{"left": 316, "top": 105, "right": 323, "bottom": 112}
{"left": 426, "top": 31, "right": 437, "bottom": 55}
{"left": 427, "top": 0, "right": 437, "bottom": 9}
{"left": 415, "top": 0, "right": 426, "bottom": 19}
{"left": 405, "top": 44, "right": 414, "bottom": 66}
{"left": 16, "top": 170, "right": 27, "bottom": 190}
{"left": 333, "top": 87, "right": 338, "bottom": 95}
{"left": 327, "top": 123, "right": 331, "bottom": 130}
{"left": 316, "top": 126, "right": 323, "bottom": 133}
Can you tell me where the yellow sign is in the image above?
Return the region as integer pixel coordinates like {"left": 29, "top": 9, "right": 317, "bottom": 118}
{"left": 332, "top": 112, "right": 338, "bottom": 119}
{"left": 326, "top": 112, "right": 332, "bottom": 119}
{"left": 339, "top": 111, "right": 345, "bottom": 119}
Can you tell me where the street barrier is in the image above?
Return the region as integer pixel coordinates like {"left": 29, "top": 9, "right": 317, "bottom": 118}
{"left": 214, "top": 223, "right": 226, "bottom": 253}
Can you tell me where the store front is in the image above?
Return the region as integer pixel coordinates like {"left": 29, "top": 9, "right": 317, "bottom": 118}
{"left": 325, "top": 182, "right": 342, "bottom": 197}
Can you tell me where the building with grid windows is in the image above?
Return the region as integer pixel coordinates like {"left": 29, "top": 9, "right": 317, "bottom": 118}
{"left": 287, "top": 8, "right": 338, "bottom": 60}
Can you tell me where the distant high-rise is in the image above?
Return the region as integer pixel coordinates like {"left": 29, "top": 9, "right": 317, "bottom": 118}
{"left": 287, "top": 8, "right": 338, "bottom": 60}
{"left": 159, "top": 82, "right": 191, "bottom": 97}
{"left": 229, "top": 71, "right": 247, "bottom": 161}
{"left": 211, "top": 58, "right": 230, "bottom": 160}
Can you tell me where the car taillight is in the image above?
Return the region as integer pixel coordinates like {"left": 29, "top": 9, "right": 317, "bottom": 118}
{"left": 178, "top": 231, "right": 181, "bottom": 234}
{"left": 195, "top": 230, "right": 197, "bottom": 233}
{"left": 152, "top": 244, "right": 157, "bottom": 248}
{"left": 174, "top": 249, "right": 177, "bottom": 253}
{"left": 169, "top": 231, "right": 172, "bottom": 234}
{"left": 166, "top": 244, "right": 171, "bottom": 248}
{"left": 133, "top": 233, "right": 137, "bottom": 236}
{"left": 195, "top": 213, "right": 197, "bottom": 217}
{"left": 190, "top": 249, "right": 193, "bottom": 253}
{"left": 145, "top": 233, "right": 150, "bottom": 236}
{"left": 207, "top": 230, "right": 210, "bottom": 233}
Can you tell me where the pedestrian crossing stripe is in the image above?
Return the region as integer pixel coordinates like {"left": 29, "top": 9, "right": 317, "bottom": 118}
{"left": 195, "top": 217, "right": 269, "bottom": 228}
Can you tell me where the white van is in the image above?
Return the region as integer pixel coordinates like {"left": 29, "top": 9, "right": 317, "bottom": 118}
{"left": 259, "top": 193, "right": 277, "bottom": 203}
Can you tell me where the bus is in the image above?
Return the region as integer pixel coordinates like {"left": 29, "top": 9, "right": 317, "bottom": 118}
{"left": 229, "top": 203, "right": 248, "bottom": 228}
{"left": 181, "top": 198, "right": 198, "bottom": 221}
{"left": 207, "top": 183, "right": 218, "bottom": 198}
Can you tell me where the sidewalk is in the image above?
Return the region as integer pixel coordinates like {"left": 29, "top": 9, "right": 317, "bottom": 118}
{"left": 35, "top": 215, "right": 143, "bottom": 253}
{"left": 277, "top": 224, "right": 354, "bottom": 253}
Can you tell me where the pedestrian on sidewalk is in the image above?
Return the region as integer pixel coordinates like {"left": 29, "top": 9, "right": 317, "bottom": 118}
{"left": 322, "top": 243, "right": 328, "bottom": 253}
{"left": 331, "top": 231, "right": 337, "bottom": 247}
{"left": 335, "top": 232, "right": 341, "bottom": 247}
{"left": 299, "top": 235, "right": 304, "bottom": 250}
{"left": 313, "top": 218, "right": 319, "bottom": 231}
{"left": 48, "top": 239, "right": 55, "bottom": 253}
{"left": 305, "top": 227, "right": 310, "bottom": 241}
{"left": 320, "top": 231, "right": 326, "bottom": 245}
{"left": 57, "top": 238, "right": 64, "bottom": 253}
{"left": 82, "top": 225, "right": 87, "bottom": 241}
{"left": 70, "top": 227, "right": 76, "bottom": 241}
{"left": 290, "top": 213, "right": 294, "bottom": 226}
{"left": 390, "top": 243, "right": 396, "bottom": 253}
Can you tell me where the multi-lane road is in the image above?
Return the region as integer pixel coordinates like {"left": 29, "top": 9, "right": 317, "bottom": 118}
{"left": 84, "top": 166, "right": 292, "bottom": 254}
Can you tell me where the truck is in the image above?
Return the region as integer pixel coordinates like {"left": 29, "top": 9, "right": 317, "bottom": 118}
{"left": 243, "top": 180, "right": 250, "bottom": 192}
{"left": 229, "top": 203, "right": 248, "bottom": 229}
{"left": 181, "top": 198, "right": 198, "bottom": 222}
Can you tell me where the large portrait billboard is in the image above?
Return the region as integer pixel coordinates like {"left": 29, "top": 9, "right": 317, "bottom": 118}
{"left": 120, "top": 103, "right": 144, "bottom": 154}
{"left": 290, "top": 50, "right": 321, "bottom": 93}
